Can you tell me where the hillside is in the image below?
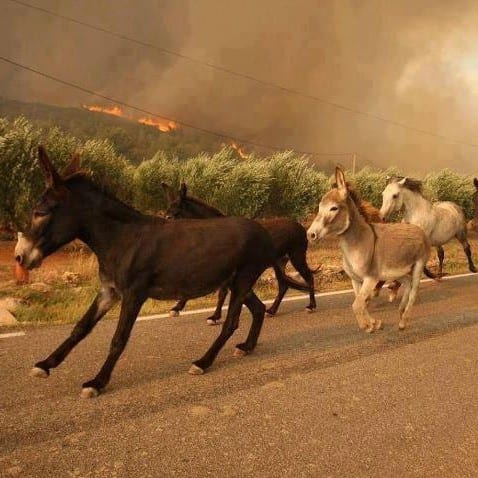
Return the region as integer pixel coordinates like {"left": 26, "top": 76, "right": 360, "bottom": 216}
{"left": 0, "top": 98, "right": 227, "bottom": 164}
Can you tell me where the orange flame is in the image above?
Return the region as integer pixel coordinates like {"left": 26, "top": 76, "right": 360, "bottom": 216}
{"left": 231, "top": 142, "right": 247, "bottom": 159}
{"left": 83, "top": 104, "right": 178, "bottom": 132}
{"left": 138, "top": 117, "right": 178, "bottom": 132}
{"left": 83, "top": 104, "right": 125, "bottom": 117}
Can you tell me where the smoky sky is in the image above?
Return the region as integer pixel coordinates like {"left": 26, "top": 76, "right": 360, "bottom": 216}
{"left": 1, "top": 0, "right": 478, "bottom": 173}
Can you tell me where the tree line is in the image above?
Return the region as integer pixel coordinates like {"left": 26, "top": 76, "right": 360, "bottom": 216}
{"left": 0, "top": 116, "right": 476, "bottom": 232}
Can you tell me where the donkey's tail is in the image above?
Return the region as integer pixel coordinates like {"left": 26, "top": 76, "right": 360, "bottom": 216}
{"left": 423, "top": 266, "right": 440, "bottom": 281}
{"left": 273, "top": 263, "right": 312, "bottom": 292}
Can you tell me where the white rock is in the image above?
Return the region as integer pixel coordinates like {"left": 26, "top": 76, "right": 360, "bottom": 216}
{"left": 0, "top": 297, "right": 22, "bottom": 313}
{"left": 0, "top": 308, "right": 18, "bottom": 326}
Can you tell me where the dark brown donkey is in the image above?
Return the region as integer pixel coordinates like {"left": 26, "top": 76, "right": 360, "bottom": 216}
{"left": 162, "top": 183, "right": 318, "bottom": 323}
{"left": 17, "top": 146, "right": 310, "bottom": 398}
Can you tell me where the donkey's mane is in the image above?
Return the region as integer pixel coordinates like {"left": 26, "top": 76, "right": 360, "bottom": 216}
{"left": 390, "top": 176, "right": 423, "bottom": 194}
{"left": 185, "top": 195, "right": 225, "bottom": 217}
{"left": 65, "top": 174, "right": 164, "bottom": 224}
{"left": 332, "top": 181, "right": 382, "bottom": 223}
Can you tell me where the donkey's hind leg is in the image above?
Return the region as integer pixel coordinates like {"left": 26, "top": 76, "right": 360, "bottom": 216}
{"left": 397, "top": 276, "right": 411, "bottom": 330}
{"left": 352, "top": 277, "right": 378, "bottom": 333}
{"left": 31, "top": 285, "right": 119, "bottom": 378}
{"left": 235, "top": 292, "right": 266, "bottom": 356}
{"left": 190, "top": 267, "right": 263, "bottom": 374}
{"left": 266, "top": 256, "right": 289, "bottom": 316}
{"left": 437, "top": 246, "right": 445, "bottom": 277}
{"left": 206, "top": 287, "right": 228, "bottom": 326}
{"left": 456, "top": 229, "right": 477, "bottom": 273}
{"left": 398, "top": 261, "right": 423, "bottom": 330}
{"left": 289, "top": 250, "right": 317, "bottom": 313}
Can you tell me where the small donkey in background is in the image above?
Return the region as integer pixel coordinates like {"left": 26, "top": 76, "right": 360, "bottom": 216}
{"left": 307, "top": 167, "right": 433, "bottom": 332}
{"left": 162, "top": 182, "right": 318, "bottom": 323}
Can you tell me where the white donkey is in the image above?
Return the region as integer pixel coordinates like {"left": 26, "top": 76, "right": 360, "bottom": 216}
{"left": 307, "top": 167, "right": 432, "bottom": 332}
{"left": 380, "top": 177, "right": 476, "bottom": 276}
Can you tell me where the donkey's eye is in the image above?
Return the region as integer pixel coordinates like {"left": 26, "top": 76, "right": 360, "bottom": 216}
{"left": 392, "top": 194, "right": 399, "bottom": 199}
{"left": 330, "top": 206, "right": 339, "bottom": 212}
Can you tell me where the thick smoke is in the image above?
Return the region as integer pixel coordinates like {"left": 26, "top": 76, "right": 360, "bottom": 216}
{"left": 1, "top": 0, "right": 478, "bottom": 173}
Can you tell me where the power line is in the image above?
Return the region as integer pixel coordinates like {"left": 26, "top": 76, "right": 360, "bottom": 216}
{"left": 7, "top": 0, "right": 478, "bottom": 149}
{"left": 0, "top": 55, "right": 353, "bottom": 156}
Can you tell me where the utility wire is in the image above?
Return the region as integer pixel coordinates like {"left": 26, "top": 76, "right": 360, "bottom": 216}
{"left": 7, "top": 0, "right": 478, "bottom": 149}
{"left": 0, "top": 55, "right": 353, "bottom": 156}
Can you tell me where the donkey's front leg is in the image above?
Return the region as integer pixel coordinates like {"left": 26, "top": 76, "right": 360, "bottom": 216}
{"left": 30, "top": 285, "right": 119, "bottom": 378}
{"left": 81, "top": 292, "right": 145, "bottom": 398}
{"left": 352, "top": 278, "right": 379, "bottom": 333}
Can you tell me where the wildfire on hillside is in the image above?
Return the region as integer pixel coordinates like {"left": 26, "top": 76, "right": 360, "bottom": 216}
{"left": 83, "top": 104, "right": 125, "bottom": 117}
{"left": 138, "top": 117, "right": 178, "bottom": 132}
{"left": 231, "top": 142, "right": 248, "bottom": 159}
{"left": 82, "top": 104, "right": 179, "bottom": 132}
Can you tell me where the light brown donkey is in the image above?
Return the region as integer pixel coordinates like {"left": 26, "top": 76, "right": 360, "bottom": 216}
{"left": 307, "top": 167, "right": 432, "bottom": 332}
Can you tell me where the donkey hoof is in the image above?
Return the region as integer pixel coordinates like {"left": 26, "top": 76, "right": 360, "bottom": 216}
{"left": 398, "top": 323, "right": 406, "bottom": 331}
{"left": 29, "top": 366, "right": 49, "bottom": 379}
{"left": 374, "top": 319, "right": 383, "bottom": 330}
{"left": 169, "top": 310, "right": 180, "bottom": 318}
{"left": 80, "top": 387, "right": 100, "bottom": 399}
{"left": 305, "top": 307, "right": 316, "bottom": 314}
{"left": 233, "top": 347, "right": 248, "bottom": 358}
{"left": 365, "top": 325, "right": 375, "bottom": 334}
{"left": 206, "top": 318, "right": 221, "bottom": 326}
{"left": 265, "top": 309, "right": 276, "bottom": 317}
{"left": 188, "top": 364, "right": 205, "bottom": 375}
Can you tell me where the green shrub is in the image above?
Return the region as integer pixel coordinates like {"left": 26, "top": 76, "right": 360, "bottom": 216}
{"left": 424, "top": 169, "right": 475, "bottom": 219}
{"left": 133, "top": 152, "right": 181, "bottom": 212}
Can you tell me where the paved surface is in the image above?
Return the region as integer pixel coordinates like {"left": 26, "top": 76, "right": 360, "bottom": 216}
{"left": 1, "top": 275, "right": 478, "bottom": 477}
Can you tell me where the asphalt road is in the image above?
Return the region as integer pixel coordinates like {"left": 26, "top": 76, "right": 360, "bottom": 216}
{"left": 1, "top": 275, "right": 478, "bottom": 477}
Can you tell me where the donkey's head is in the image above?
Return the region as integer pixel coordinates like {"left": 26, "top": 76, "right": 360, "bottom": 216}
{"left": 15, "top": 146, "right": 82, "bottom": 269}
{"left": 380, "top": 176, "right": 423, "bottom": 220}
{"left": 379, "top": 177, "right": 407, "bottom": 220}
{"left": 307, "top": 167, "right": 351, "bottom": 242}
{"left": 162, "top": 182, "right": 190, "bottom": 219}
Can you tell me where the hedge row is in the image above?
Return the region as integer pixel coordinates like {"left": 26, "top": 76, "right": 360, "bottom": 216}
{"left": 0, "top": 117, "right": 476, "bottom": 230}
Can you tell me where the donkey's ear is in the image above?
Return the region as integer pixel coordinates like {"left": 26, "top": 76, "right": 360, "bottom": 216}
{"left": 179, "top": 182, "right": 188, "bottom": 200}
{"left": 398, "top": 177, "right": 407, "bottom": 186}
{"left": 474, "top": 178, "right": 478, "bottom": 189}
{"left": 335, "top": 167, "right": 347, "bottom": 196}
{"left": 62, "top": 152, "right": 81, "bottom": 177}
{"left": 37, "top": 145, "right": 62, "bottom": 188}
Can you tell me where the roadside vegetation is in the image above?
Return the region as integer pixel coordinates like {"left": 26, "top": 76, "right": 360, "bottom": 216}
{"left": 1, "top": 116, "right": 477, "bottom": 231}
{"left": 0, "top": 115, "right": 477, "bottom": 325}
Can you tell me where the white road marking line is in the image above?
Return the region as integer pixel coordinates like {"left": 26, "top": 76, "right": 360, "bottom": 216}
{"left": 137, "top": 272, "right": 477, "bottom": 322}
{"left": 0, "top": 331, "right": 26, "bottom": 339}
{"left": 0, "top": 272, "right": 476, "bottom": 334}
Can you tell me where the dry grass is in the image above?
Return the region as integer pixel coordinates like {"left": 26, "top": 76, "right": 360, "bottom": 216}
{"left": 1, "top": 231, "right": 477, "bottom": 326}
